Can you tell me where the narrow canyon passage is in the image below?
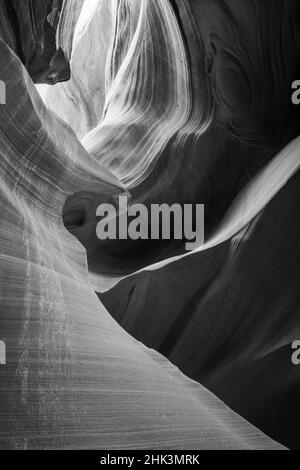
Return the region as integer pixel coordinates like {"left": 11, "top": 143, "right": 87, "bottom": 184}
{"left": 0, "top": 0, "right": 299, "bottom": 451}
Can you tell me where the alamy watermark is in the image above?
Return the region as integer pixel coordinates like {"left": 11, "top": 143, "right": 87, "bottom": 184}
{"left": 96, "top": 196, "right": 204, "bottom": 251}
{"left": 0, "top": 80, "right": 6, "bottom": 104}
{"left": 291, "top": 340, "right": 300, "bottom": 366}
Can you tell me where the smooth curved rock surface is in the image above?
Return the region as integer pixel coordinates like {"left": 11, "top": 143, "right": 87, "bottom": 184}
{"left": 0, "top": 1, "right": 287, "bottom": 450}
{"left": 43, "top": 0, "right": 300, "bottom": 277}
{"left": 101, "top": 149, "right": 300, "bottom": 448}
{"left": 42, "top": 0, "right": 300, "bottom": 449}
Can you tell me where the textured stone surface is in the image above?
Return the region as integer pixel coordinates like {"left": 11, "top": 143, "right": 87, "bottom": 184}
{"left": 49, "top": 0, "right": 300, "bottom": 277}
{"left": 0, "top": 0, "right": 70, "bottom": 84}
{"left": 0, "top": 0, "right": 299, "bottom": 450}
{"left": 0, "top": 1, "right": 287, "bottom": 450}
{"left": 101, "top": 145, "right": 300, "bottom": 448}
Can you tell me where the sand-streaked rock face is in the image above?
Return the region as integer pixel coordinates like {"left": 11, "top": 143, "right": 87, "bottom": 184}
{"left": 0, "top": 1, "right": 287, "bottom": 450}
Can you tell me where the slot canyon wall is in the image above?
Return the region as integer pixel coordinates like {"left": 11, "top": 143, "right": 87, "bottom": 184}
{"left": 0, "top": 0, "right": 299, "bottom": 450}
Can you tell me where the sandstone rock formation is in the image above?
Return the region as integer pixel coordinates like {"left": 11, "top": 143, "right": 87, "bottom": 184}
{"left": 0, "top": 0, "right": 70, "bottom": 84}
{"left": 0, "top": 0, "right": 299, "bottom": 450}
